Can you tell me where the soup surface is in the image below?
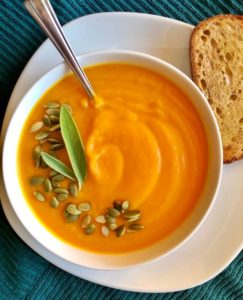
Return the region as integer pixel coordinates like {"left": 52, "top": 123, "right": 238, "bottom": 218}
{"left": 18, "top": 63, "right": 208, "bottom": 253}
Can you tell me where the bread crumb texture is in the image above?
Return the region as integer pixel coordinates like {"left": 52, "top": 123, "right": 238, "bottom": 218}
{"left": 190, "top": 14, "right": 243, "bottom": 163}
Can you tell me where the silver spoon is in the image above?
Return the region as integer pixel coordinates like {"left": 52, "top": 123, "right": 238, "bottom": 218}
{"left": 24, "top": 0, "right": 96, "bottom": 100}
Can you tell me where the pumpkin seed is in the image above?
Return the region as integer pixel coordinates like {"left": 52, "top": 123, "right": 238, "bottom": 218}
{"left": 39, "top": 138, "right": 47, "bottom": 144}
{"left": 32, "top": 145, "right": 42, "bottom": 160}
{"left": 95, "top": 215, "right": 106, "bottom": 224}
{"left": 122, "top": 200, "right": 130, "bottom": 210}
{"left": 50, "top": 143, "right": 64, "bottom": 150}
{"left": 35, "top": 131, "right": 49, "bottom": 140}
{"left": 46, "top": 108, "right": 60, "bottom": 116}
{"left": 52, "top": 174, "right": 65, "bottom": 181}
{"left": 101, "top": 225, "right": 109, "bottom": 237}
{"left": 64, "top": 211, "right": 79, "bottom": 222}
{"left": 126, "top": 215, "right": 141, "bottom": 223}
{"left": 125, "top": 228, "right": 135, "bottom": 233}
{"left": 108, "top": 223, "right": 117, "bottom": 231}
{"left": 30, "top": 121, "right": 44, "bottom": 133}
{"left": 29, "top": 176, "right": 45, "bottom": 186}
{"left": 34, "top": 191, "right": 45, "bottom": 202}
{"left": 67, "top": 214, "right": 79, "bottom": 222}
{"left": 81, "top": 214, "right": 91, "bottom": 228}
{"left": 43, "top": 115, "right": 51, "bottom": 126}
{"left": 105, "top": 214, "right": 116, "bottom": 224}
{"left": 44, "top": 178, "right": 52, "bottom": 192}
{"left": 48, "top": 138, "right": 61, "bottom": 144}
{"left": 113, "top": 200, "right": 122, "bottom": 210}
{"left": 116, "top": 225, "right": 126, "bottom": 237}
{"left": 123, "top": 210, "right": 141, "bottom": 219}
{"left": 56, "top": 193, "right": 68, "bottom": 202}
{"left": 69, "top": 183, "right": 78, "bottom": 198}
{"left": 128, "top": 224, "right": 144, "bottom": 231}
{"left": 84, "top": 224, "right": 96, "bottom": 235}
{"left": 50, "top": 197, "right": 59, "bottom": 208}
{"left": 49, "top": 124, "right": 60, "bottom": 132}
{"left": 66, "top": 203, "right": 81, "bottom": 215}
{"left": 44, "top": 102, "right": 60, "bottom": 109}
{"left": 35, "top": 157, "right": 41, "bottom": 168}
{"left": 52, "top": 181, "right": 60, "bottom": 188}
{"left": 49, "top": 115, "right": 59, "bottom": 124}
{"left": 108, "top": 207, "right": 120, "bottom": 217}
{"left": 54, "top": 188, "right": 69, "bottom": 194}
{"left": 50, "top": 170, "right": 58, "bottom": 177}
{"left": 78, "top": 202, "right": 91, "bottom": 212}
{"left": 39, "top": 157, "right": 48, "bottom": 169}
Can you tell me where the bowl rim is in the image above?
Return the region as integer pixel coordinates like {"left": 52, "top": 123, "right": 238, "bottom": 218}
{"left": 2, "top": 49, "right": 223, "bottom": 270}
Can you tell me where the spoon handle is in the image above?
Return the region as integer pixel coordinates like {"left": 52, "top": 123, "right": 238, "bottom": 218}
{"left": 24, "top": 0, "right": 95, "bottom": 100}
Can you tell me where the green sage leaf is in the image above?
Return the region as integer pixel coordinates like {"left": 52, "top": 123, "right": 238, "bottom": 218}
{"left": 60, "top": 105, "right": 86, "bottom": 186}
{"left": 41, "top": 152, "right": 75, "bottom": 181}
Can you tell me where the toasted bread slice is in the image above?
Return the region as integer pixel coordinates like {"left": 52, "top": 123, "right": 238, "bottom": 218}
{"left": 190, "top": 14, "right": 243, "bottom": 163}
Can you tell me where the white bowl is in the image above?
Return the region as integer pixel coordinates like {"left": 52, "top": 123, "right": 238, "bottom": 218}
{"left": 2, "top": 50, "right": 223, "bottom": 270}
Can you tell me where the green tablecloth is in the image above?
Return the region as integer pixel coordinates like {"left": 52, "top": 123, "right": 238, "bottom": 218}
{"left": 0, "top": 0, "right": 242, "bottom": 299}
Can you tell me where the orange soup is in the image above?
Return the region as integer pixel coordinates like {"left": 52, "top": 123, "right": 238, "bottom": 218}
{"left": 18, "top": 63, "right": 208, "bottom": 253}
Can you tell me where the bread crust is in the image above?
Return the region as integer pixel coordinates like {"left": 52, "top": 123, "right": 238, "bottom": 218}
{"left": 190, "top": 14, "right": 243, "bottom": 163}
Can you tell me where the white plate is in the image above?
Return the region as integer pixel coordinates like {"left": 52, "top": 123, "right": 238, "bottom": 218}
{"left": 0, "top": 12, "right": 242, "bottom": 293}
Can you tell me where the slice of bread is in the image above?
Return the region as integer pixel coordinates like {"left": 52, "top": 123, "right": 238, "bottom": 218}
{"left": 190, "top": 14, "right": 243, "bottom": 163}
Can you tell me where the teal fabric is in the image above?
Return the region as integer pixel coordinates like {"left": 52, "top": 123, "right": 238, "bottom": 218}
{"left": 0, "top": 0, "right": 242, "bottom": 298}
